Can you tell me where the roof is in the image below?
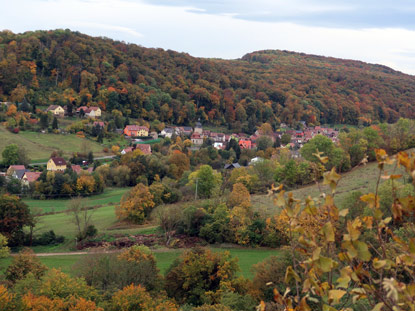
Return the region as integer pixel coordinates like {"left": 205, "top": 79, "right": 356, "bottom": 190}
{"left": 23, "top": 172, "right": 42, "bottom": 183}
{"left": 224, "top": 163, "right": 241, "bottom": 169}
{"left": 125, "top": 125, "right": 148, "bottom": 131}
{"left": 50, "top": 157, "right": 67, "bottom": 166}
{"left": 135, "top": 144, "right": 152, "bottom": 155}
{"left": 191, "top": 133, "right": 202, "bottom": 139}
{"left": 122, "top": 147, "right": 134, "bottom": 154}
{"left": 14, "top": 169, "right": 27, "bottom": 179}
{"left": 93, "top": 121, "right": 105, "bottom": 127}
{"left": 71, "top": 165, "right": 82, "bottom": 174}
{"left": 46, "top": 105, "right": 62, "bottom": 111}
{"left": 77, "top": 106, "right": 100, "bottom": 114}
{"left": 9, "top": 165, "right": 26, "bottom": 171}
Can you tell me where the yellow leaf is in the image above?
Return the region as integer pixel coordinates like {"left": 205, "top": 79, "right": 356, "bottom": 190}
{"left": 322, "top": 222, "right": 335, "bottom": 242}
{"left": 339, "top": 209, "right": 349, "bottom": 217}
{"left": 372, "top": 302, "right": 384, "bottom": 311}
{"left": 329, "top": 289, "right": 346, "bottom": 304}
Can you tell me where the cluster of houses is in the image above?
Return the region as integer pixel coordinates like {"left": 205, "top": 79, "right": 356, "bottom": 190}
{"left": 1, "top": 165, "right": 42, "bottom": 187}
{"left": 45, "top": 105, "right": 102, "bottom": 119}
{"left": 283, "top": 125, "right": 339, "bottom": 149}
{"left": 1, "top": 157, "right": 95, "bottom": 187}
{"left": 158, "top": 122, "right": 340, "bottom": 151}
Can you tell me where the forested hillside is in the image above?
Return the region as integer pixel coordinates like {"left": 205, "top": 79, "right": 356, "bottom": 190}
{"left": 1, "top": 29, "right": 415, "bottom": 130}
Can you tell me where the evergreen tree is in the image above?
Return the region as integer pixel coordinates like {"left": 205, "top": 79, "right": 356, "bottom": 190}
{"left": 97, "top": 132, "right": 103, "bottom": 143}
{"left": 40, "top": 113, "right": 49, "bottom": 129}
{"left": 52, "top": 116, "right": 58, "bottom": 129}
{"left": 88, "top": 151, "right": 94, "bottom": 164}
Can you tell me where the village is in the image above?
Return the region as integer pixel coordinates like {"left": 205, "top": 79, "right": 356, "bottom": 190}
{"left": 0, "top": 102, "right": 340, "bottom": 187}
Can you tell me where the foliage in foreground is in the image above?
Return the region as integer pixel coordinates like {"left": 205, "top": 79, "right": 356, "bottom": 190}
{"left": 261, "top": 149, "right": 415, "bottom": 310}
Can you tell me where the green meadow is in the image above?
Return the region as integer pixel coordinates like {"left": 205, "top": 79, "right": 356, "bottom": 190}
{"left": 24, "top": 188, "right": 129, "bottom": 215}
{"left": 0, "top": 247, "right": 279, "bottom": 279}
{"left": 0, "top": 127, "right": 106, "bottom": 162}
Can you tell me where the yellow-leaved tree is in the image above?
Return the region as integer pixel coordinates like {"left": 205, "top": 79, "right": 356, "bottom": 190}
{"left": 116, "top": 183, "right": 155, "bottom": 224}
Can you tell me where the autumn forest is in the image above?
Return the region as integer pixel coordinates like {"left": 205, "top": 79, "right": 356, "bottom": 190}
{"left": 1, "top": 29, "right": 415, "bottom": 129}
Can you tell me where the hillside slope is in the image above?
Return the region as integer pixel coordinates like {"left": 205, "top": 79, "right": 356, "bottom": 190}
{"left": 1, "top": 29, "right": 414, "bottom": 129}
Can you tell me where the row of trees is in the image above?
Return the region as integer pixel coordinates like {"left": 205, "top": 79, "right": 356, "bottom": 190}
{"left": 0, "top": 244, "right": 292, "bottom": 310}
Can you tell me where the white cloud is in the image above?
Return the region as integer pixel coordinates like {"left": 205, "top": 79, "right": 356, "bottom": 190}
{"left": 0, "top": 0, "right": 414, "bottom": 74}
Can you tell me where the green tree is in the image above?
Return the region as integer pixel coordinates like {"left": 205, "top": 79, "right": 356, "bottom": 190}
{"left": 39, "top": 113, "right": 49, "bottom": 129}
{"left": 188, "top": 165, "right": 222, "bottom": 198}
{"left": 0, "top": 234, "right": 10, "bottom": 258}
{"left": 280, "top": 133, "right": 291, "bottom": 145}
{"left": 52, "top": 116, "right": 58, "bottom": 129}
{"left": 2, "top": 144, "right": 28, "bottom": 166}
{"left": 256, "top": 136, "right": 273, "bottom": 151}
{"left": 5, "top": 248, "right": 47, "bottom": 284}
{"left": 165, "top": 248, "right": 240, "bottom": 306}
{"left": 0, "top": 194, "right": 33, "bottom": 246}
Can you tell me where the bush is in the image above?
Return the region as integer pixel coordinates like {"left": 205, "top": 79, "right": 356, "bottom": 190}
{"left": 30, "top": 230, "right": 65, "bottom": 246}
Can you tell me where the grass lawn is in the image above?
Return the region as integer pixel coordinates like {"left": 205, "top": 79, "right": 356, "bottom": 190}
{"left": 252, "top": 159, "right": 405, "bottom": 216}
{"left": 0, "top": 247, "right": 278, "bottom": 279}
{"left": 24, "top": 188, "right": 129, "bottom": 214}
{"left": 0, "top": 126, "right": 106, "bottom": 162}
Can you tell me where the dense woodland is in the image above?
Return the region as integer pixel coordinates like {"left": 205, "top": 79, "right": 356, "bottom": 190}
{"left": 1, "top": 29, "right": 415, "bottom": 130}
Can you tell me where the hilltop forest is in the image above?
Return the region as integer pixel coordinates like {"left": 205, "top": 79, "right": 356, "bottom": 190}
{"left": 1, "top": 29, "right": 415, "bottom": 130}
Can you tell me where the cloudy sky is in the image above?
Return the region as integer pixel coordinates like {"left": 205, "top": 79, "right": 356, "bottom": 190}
{"left": 2, "top": 0, "right": 415, "bottom": 74}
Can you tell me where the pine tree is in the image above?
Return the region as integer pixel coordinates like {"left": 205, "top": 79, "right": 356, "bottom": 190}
{"left": 52, "top": 116, "right": 58, "bottom": 129}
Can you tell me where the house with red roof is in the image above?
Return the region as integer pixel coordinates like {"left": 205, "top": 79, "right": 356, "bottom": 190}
{"left": 239, "top": 139, "right": 252, "bottom": 149}
{"left": 124, "top": 125, "right": 149, "bottom": 137}
{"left": 135, "top": 144, "right": 152, "bottom": 155}
{"left": 22, "top": 172, "right": 42, "bottom": 186}
{"left": 71, "top": 165, "right": 82, "bottom": 174}
{"left": 191, "top": 133, "right": 203, "bottom": 145}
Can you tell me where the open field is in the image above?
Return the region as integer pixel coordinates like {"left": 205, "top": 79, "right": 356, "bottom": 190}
{"left": 252, "top": 159, "right": 406, "bottom": 216}
{"left": 0, "top": 127, "right": 107, "bottom": 162}
{"left": 24, "top": 188, "right": 129, "bottom": 214}
{"left": 0, "top": 247, "right": 279, "bottom": 278}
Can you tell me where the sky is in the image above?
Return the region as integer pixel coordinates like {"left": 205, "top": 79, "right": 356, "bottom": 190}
{"left": 1, "top": 0, "right": 415, "bottom": 74}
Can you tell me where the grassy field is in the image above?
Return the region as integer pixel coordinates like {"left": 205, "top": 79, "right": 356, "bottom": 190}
{"left": 0, "top": 247, "right": 279, "bottom": 279}
{"left": 0, "top": 127, "right": 107, "bottom": 162}
{"left": 24, "top": 188, "right": 129, "bottom": 215}
{"left": 252, "top": 159, "right": 405, "bottom": 216}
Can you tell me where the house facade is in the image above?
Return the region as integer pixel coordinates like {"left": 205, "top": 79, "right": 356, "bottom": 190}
{"left": 191, "top": 133, "right": 203, "bottom": 145}
{"left": 47, "top": 157, "right": 67, "bottom": 171}
{"left": 22, "top": 172, "right": 41, "bottom": 186}
{"left": 77, "top": 106, "right": 102, "bottom": 118}
{"left": 46, "top": 105, "right": 65, "bottom": 117}
{"left": 124, "top": 125, "right": 149, "bottom": 137}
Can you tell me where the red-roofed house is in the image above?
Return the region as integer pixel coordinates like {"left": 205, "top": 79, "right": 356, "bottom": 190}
{"left": 121, "top": 147, "right": 134, "bottom": 155}
{"left": 22, "top": 172, "right": 42, "bottom": 186}
{"left": 135, "top": 144, "right": 152, "bottom": 155}
{"left": 7, "top": 165, "right": 26, "bottom": 175}
{"left": 239, "top": 139, "right": 252, "bottom": 149}
{"left": 93, "top": 121, "right": 105, "bottom": 128}
{"left": 71, "top": 165, "right": 82, "bottom": 174}
{"left": 124, "top": 125, "right": 149, "bottom": 137}
{"left": 191, "top": 133, "right": 203, "bottom": 145}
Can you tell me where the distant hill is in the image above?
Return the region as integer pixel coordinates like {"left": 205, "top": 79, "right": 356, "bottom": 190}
{"left": 1, "top": 29, "right": 414, "bottom": 130}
